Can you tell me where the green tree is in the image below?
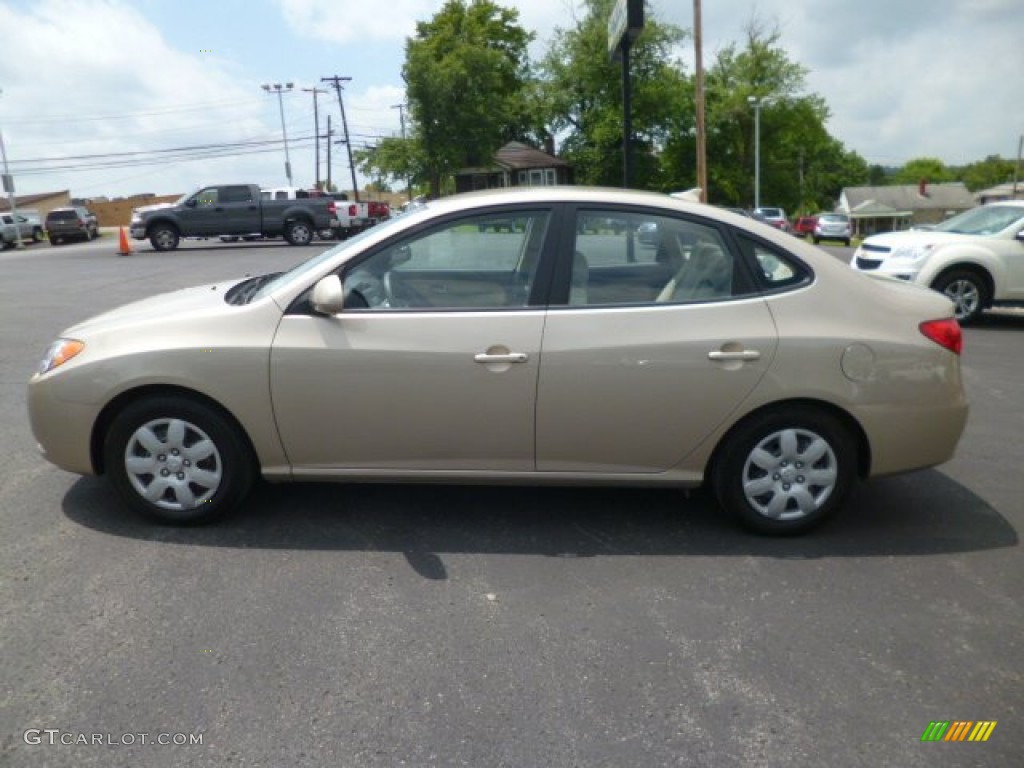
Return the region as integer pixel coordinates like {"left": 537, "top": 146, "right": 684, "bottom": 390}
{"left": 403, "top": 0, "right": 533, "bottom": 197}
{"left": 954, "top": 154, "right": 1016, "bottom": 191}
{"left": 536, "top": 0, "right": 690, "bottom": 190}
{"left": 704, "top": 20, "right": 866, "bottom": 211}
{"left": 890, "top": 157, "right": 953, "bottom": 186}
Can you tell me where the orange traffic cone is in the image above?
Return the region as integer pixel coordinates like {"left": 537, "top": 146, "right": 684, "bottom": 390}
{"left": 118, "top": 226, "right": 133, "bottom": 256}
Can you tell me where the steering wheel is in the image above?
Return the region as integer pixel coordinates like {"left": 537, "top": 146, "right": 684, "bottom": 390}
{"left": 382, "top": 271, "right": 400, "bottom": 307}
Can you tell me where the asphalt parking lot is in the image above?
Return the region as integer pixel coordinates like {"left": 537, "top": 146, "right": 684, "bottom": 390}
{"left": 1, "top": 235, "right": 1021, "bottom": 767}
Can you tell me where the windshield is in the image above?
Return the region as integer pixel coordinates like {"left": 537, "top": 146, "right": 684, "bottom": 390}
{"left": 250, "top": 210, "right": 423, "bottom": 302}
{"left": 174, "top": 188, "right": 199, "bottom": 205}
{"left": 932, "top": 205, "right": 1024, "bottom": 235}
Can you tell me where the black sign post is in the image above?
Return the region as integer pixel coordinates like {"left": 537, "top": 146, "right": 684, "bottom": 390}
{"left": 607, "top": 0, "right": 644, "bottom": 188}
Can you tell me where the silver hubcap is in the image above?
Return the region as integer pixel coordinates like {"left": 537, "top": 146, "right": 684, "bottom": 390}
{"left": 292, "top": 225, "right": 310, "bottom": 243}
{"left": 742, "top": 428, "right": 838, "bottom": 520}
{"left": 155, "top": 230, "right": 175, "bottom": 248}
{"left": 124, "top": 418, "right": 222, "bottom": 510}
{"left": 943, "top": 279, "right": 979, "bottom": 320}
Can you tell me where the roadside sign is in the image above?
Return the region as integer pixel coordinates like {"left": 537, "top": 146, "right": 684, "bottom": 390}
{"left": 607, "top": 0, "right": 644, "bottom": 61}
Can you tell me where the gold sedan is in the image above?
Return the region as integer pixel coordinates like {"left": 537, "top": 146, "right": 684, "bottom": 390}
{"left": 28, "top": 187, "right": 968, "bottom": 534}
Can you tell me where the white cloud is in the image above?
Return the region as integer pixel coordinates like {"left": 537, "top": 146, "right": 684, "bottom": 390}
{"left": 0, "top": 0, "right": 276, "bottom": 196}
{"left": 274, "top": 0, "right": 432, "bottom": 44}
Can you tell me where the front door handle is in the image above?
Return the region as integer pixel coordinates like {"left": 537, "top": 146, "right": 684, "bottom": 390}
{"left": 708, "top": 349, "right": 761, "bottom": 362}
{"left": 474, "top": 352, "right": 528, "bottom": 364}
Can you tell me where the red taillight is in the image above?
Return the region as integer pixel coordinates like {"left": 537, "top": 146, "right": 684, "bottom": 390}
{"left": 326, "top": 201, "right": 336, "bottom": 215}
{"left": 348, "top": 204, "right": 358, "bottom": 217}
{"left": 920, "top": 318, "right": 962, "bottom": 355}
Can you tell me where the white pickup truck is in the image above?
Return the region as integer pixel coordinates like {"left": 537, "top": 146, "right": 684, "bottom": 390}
{"left": 260, "top": 188, "right": 391, "bottom": 240}
{"left": 851, "top": 201, "right": 1024, "bottom": 323}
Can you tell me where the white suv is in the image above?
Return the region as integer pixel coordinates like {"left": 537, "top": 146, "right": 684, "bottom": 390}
{"left": 851, "top": 201, "right": 1024, "bottom": 323}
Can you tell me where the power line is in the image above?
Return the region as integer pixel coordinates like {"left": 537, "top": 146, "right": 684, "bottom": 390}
{"left": 3, "top": 96, "right": 265, "bottom": 126}
{"left": 13, "top": 137, "right": 317, "bottom": 176}
{"left": 10, "top": 134, "right": 315, "bottom": 165}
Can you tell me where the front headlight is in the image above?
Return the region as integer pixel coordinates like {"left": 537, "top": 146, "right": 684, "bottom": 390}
{"left": 38, "top": 338, "right": 85, "bottom": 374}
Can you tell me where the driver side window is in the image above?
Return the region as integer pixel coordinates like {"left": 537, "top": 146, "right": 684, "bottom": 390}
{"left": 342, "top": 210, "right": 550, "bottom": 311}
{"left": 194, "top": 188, "right": 219, "bottom": 207}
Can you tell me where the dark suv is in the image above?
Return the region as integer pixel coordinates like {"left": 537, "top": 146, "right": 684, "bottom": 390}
{"left": 45, "top": 207, "right": 99, "bottom": 245}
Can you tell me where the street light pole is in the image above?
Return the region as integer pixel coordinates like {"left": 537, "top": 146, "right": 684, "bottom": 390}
{"left": 748, "top": 95, "right": 762, "bottom": 210}
{"left": 391, "top": 103, "right": 412, "bottom": 203}
{"left": 0, "top": 88, "right": 24, "bottom": 249}
{"left": 262, "top": 82, "right": 294, "bottom": 186}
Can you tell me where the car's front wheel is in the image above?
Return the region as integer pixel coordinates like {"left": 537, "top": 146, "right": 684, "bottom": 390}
{"left": 284, "top": 220, "right": 314, "bottom": 245}
{"left": 149, "top": 225, "right": 180, "bottom": 251}
{"left": 713, "top": 407, "right": 856, "bottom": 535}
{"left": 932, "top": 269, "right": 988, "bottom": 325}
{"left": 104, "top": 396, "right": 255, "bottom": 524}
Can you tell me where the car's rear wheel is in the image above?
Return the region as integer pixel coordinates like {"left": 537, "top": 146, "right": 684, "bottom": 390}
{"left": 150, "top": 225, "right": 180, "bottom": 251}
{"left": 932, "top": 269, "right": 987, "bottom": 325}
{"left": 284, "top": 220, "right": 314, "bottom": 245}
{"left": 104, "top": 397, "right": 254, "bottom": 524}
{"left": 713, "top": 407, "right": 856, "bottom": 535}
{"left": 49, "top": 236, "right": 61, "bottom": 245}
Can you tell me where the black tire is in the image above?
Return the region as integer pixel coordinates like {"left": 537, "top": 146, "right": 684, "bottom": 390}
{"left": 49, "top": 236, "right": 61, "bottom": 245}
{"left": 284, "top": 220, "right": 314, "bottom": 246}
{"left": 812, "top": 236, "right": 820, "bottom": 244}
{"left": 32, "top": 228, "right": 43, "bottom": 243}
{"left": 843, "top": 239, "right": 851, "bottom": 247}
{"left": 712, "top": 407, "right": 856, "bottom": 535}
{"left": 149, "top": 225, "right": 180, "bottom": 251}
{"left": 104, "top": 396, "right": 255, "bottom": 525}
{"left": 932, "top": 269, "right": 988, "bottom": 325}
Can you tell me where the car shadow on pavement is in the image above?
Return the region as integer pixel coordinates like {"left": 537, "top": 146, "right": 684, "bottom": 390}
{"left": 62, "top": 468, "right": 1016, "bottom": 579}
{"left": 964, "top": 310, "right": 1024, "bottom": 331}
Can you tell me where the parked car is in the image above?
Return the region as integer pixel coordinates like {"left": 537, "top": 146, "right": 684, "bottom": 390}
{"left": 794, "top": 215, "right": 818, "bottom": 237}
{"left": 45, "top": 206, "right": 99, "bottom": 244}
{"left": 1, "top": 211, "right": 44, "bottom": 246}
{"left": 129, "top": 183, "right": 338, "bottom": 251}
{"left": 851, "top": 201, "right": 1024, "bottom": 323}
{"left": 29, "top": 187, "right": 967, "bottom": 536}
{"left": 813, "top": 213, "right": 852, "bottom": 246}
{"left": 754, "top": 207, "right": 791, "bottom": 232}
{"left": 636, "top": 221, "right": 659, "bottom": 245}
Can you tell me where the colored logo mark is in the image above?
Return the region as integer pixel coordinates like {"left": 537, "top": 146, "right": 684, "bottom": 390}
{"left": 921, "top": 721, "right": 997, "bottom": 742}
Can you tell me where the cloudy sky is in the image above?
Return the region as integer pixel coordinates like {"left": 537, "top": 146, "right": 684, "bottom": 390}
{"left": 0, "top": 0, "right": 1020, "bottom": 200}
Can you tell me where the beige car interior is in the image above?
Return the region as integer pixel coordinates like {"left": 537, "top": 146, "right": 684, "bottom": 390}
{"left": 570, "top": 215, "right": 734, "bottom": 306}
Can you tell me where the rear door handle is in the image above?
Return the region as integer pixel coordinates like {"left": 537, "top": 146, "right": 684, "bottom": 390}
{"left": 474, "top": 352, "right": 528, "bottom": 364}
{"left": 708, "top": 350, "right": 761, "bottom": 362}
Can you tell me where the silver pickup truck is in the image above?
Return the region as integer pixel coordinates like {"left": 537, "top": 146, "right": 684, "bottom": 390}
{"left": 129, "top": 183, "right": 339, "bottom": 251}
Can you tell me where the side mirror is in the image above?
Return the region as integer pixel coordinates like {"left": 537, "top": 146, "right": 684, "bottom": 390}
{"left": 1016, "top": 230, "right": 1024, "bottom": 243}
{"left": 185, "top": 198, "right": 197, "bottom": 208}
{"left": 310, "top": 274, "right": 345, "bottom": 315}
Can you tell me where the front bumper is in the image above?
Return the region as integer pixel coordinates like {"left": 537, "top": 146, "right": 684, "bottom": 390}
{"left": 28, "top": 372, "right": 102, "bottom": 476}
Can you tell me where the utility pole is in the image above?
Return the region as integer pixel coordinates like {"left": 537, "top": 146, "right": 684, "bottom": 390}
{"left": 693, "top": 0, "right": 707, "bottom": 203}
{"left": 302, "top": 87, "right": 328, "bottom": 189}
{"left": 322, "top": 75, "right": 359, "bottom": 202}
{"left": 391, "top": 103, "right": 412, "bottom": 203}
{"left": 325, "top": 114, "right": 333, "bottom": 192}
{"left": 1011, "top": 135, "right": 1019, "bottom": 201}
